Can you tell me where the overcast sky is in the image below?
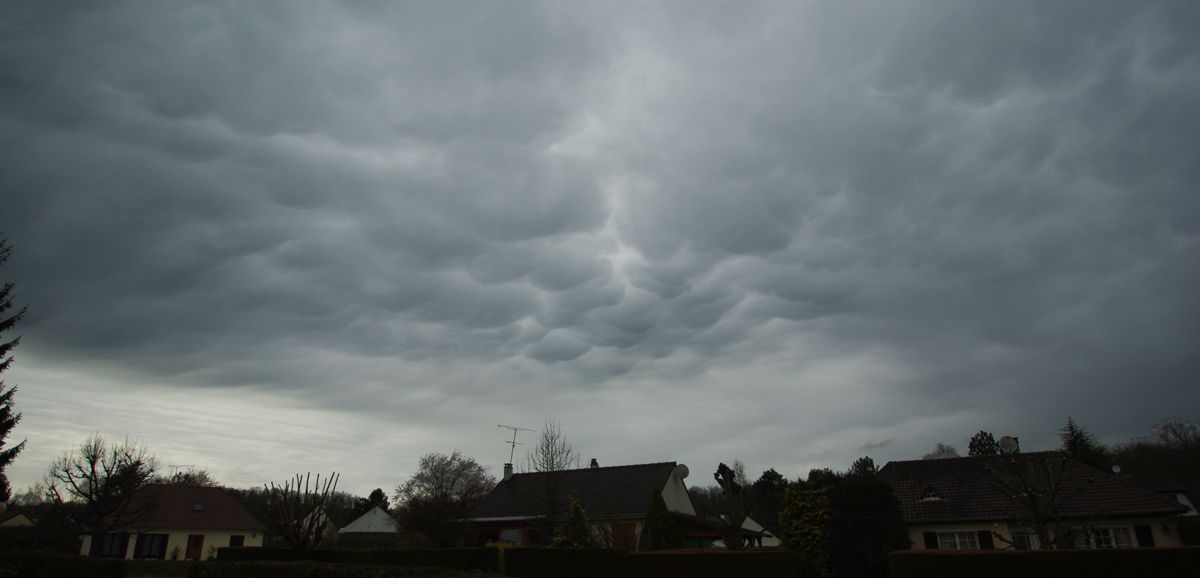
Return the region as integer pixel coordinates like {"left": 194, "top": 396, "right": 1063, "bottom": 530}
{"left": 1, "top": 1, "right": 1197, "bottom": 496}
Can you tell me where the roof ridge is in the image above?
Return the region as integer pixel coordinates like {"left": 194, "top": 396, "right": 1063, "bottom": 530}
{"left": 510, "top": 461, "right": 677, "bottom": 476}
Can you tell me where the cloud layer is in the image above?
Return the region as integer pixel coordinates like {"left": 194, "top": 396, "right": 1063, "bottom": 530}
{"left": 2, "top": 1, "right": 1198, "bottom": 493}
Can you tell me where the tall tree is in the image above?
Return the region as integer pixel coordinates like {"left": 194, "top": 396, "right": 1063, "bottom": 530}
{"left": 968, "top": 431, "right": 1000, "bottom": 456}
{"left": 0, "top": 237, "right": 28, "bottom": 502}
{"left": 750, "top": 468, "right": 789, "bottom": 536}
{"left": 848, "top": 456, "right": 878, "bottom": 477}
{"left": 355, "top": 487, "right": 390, "bottom": 515}
{"left": 1060, "top": 417, "right": 1109, "bottom": 470}
{"left": 395, "top": 450, "right": 495, "bottom": 547}
{"left": 922, "top": 443, "right": 960, "bottom": 459}
{"left": 45, "top": 435, "right": 159, "bottom": 553}
{"left": 780, "top": 459, "right": 908, "bottom": 578}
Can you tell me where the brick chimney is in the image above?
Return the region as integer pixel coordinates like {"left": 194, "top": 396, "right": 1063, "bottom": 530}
{"left": 503, "top": 463, "right": 513, "bottom": 481}
{"left": 589, "top": 458, "right": 599, "bottom": 469}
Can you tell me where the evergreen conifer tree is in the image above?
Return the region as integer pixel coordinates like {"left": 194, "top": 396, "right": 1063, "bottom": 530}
{"left": 0, "top": 237, "right": 28, "bottom": 502}
{"left": 640, "top": 489, "right": 683, "bottom": 550}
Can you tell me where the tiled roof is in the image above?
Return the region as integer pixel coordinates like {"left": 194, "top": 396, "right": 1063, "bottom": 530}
{"left": 879, "top": 452, "right": 1188, "bottom": 524}
{"left": 471, "top": 462, "right": 678, "bottom": 522}
{"left": 123, "top": 484, "right": 268, "bottom": 531}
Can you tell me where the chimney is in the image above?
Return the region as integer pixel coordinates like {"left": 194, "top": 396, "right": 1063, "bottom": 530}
{"left": 589, "top": 458, "right": 599, "bottom": 469}
{"left": 503, "top": 463, "right": 513, "bottom": 481}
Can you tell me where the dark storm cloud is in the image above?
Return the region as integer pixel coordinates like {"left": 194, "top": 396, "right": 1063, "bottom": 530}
{"left": 1, "top": 1, "right": 1197, "bottom": 491}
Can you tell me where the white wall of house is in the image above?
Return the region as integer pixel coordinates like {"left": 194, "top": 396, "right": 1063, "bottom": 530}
{"left": 660, "top": 466, "right": 696, "bottom": 516}
{"left": 80, "top": 529, "right": 264, "bottom": 560}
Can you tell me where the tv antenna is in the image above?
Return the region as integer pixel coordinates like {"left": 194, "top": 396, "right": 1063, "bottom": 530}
{"left": 497, "top": 424, "right": 534, "bottom": 464}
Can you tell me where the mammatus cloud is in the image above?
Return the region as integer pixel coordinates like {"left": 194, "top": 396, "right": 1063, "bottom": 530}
{"left": 1, "top": 1, "right": 1197, "bottom": 493}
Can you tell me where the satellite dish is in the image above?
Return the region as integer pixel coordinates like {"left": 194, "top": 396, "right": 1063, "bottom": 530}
{"left": 998, "top": 436, "right": 1020, "bottom": 454}
{"left": 1111, "top": 465, "right": 1121, "bottom": 475}
{"left": 674, "top": 464, "right": 690, "bottom": 480}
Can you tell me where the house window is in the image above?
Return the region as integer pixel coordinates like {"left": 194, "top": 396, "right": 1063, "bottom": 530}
{"left": 921, "top": 486, "right": 943, "bottom": 501}
{"left": 192, "top": 502, "right": 205, "bottom": 512}
{"left": 937, "top": 531, "right": 980, "bottom": 550}
{"left": 1012, "top": 530, "right": 1038, "bottom": 550}
{"left": 1075, "top": 527, "right": 1133, "bottom": 549}
{"left": 95, "top": 533, "right": 129, "bottom": 558}
{"left": 133, "top": 533, "right": 169, "bottom": 559}
{"left": 229, "top": 535, "right": 245, "bottom": 548}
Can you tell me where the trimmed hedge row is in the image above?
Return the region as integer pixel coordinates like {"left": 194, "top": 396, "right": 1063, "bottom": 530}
{"left": 216, "top": 547, "right": 798, "bottom": 578}
{"left": 0, "top": 550, "right": 124, "bottom": 578}
{"left": 217, "top": 548, "right": 498, "bottom": 570}
{"left": 623, "top": 549, "right": 797, "bottom": 578}
{"left": 889, "top": 547, "right": 1200, "bottom": 578}
{"left": 185, "top": 561, "right": 499, "bottom": 578}
{"left": 504, "top": 548, "right": 620, "bottom": 578}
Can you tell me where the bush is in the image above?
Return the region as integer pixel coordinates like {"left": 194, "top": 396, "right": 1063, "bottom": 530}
{"left": 889, "top": 547, "right": 1200, "bottom": 578}
{"left": 0, "top": 525, "right": 81, "bottom": 553}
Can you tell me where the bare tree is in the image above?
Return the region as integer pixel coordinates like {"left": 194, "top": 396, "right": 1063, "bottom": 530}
{"left": 156, "top": 468, "right": 219, "bottom": 487}
{"left": 981, "top": 452, "right": 1096, "bottom": 549}
{"left": 922, "top": 443, "right": 960, "bottom": 459}
{"left": 521, "top": 418, "right": 580, "bottom": 542}
{"left": 263, "top": 472, "right": 341, "bottom": 552}
{"left": 525, "top": 417, "right": 580, "bottom": 472}
{"left": 45, "top": 435, "right": 159, "bottom": 553}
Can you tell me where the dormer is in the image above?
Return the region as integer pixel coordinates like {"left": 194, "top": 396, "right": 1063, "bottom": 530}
{"left": 920, "top": 485, "right": 943, "bottom": 502}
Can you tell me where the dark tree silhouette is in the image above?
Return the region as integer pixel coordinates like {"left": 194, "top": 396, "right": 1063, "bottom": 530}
{"left": 0, "top": 237, "right": 28, "bottom": 501}
{"left": 395, "top": 450, "right": 494, "bottom": 547}
{"left": 45, "top": 435, "right": 159, "bottom": 553}
{"left": 1060, "top": 417, "right": 1109, "bottom": 470}
{"left": 969, "top": 431, "right": 1000, "bottom": 456}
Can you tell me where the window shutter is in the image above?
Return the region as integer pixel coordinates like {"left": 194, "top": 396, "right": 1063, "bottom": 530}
{"left": 1134, "top": 525, "right": 1155, "bottom": 548}
{"left": 923, "top": 532, "right": 938, "bottom": 549}
{"left": 978, "top": 530, "right": 994, "bottom": 550}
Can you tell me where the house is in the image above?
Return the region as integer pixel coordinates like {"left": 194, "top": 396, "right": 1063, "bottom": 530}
{"left": 469, "top": 461, "right": 697, "bottom": 550}
{"left": 79, "top": 484, "right": 267, "bottom": 560}
{"left": 338, "top": 506, "right": 401, "bottom": 548}
{"left": 879, "top": 452, "right": 1189, "bottom": 551}
{"left": 0, "top": 510, "right": 35, "bottom": 527}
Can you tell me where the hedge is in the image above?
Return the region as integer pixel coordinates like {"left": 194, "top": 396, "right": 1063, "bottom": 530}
{"left": 623, "top": 549, "right": 797, "bottom": 578}
{"left": 889, "top": 547, "right": 1200, "bottom": 578}
{"left": 504, "top": 548, "right": 620, "bottom": 578}
{"left": 183, "top": 561, "right": 499, "bottom": 578}
{"left": 0, "top": 550, "right": 125, "bottom": 578}
{"left": 217, "top": 547, "right": 498, "bottom": 570}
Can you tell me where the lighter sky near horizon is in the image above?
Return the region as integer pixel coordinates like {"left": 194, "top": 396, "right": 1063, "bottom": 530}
{"left": 1, "top": 1, "right": 1198, "bottom": 497}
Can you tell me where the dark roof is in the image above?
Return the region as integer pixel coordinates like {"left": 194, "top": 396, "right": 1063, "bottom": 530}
{"left": 879, "top": 452, "right": 1188, "bottom": 524}
{"left": 124, "top": 484, "right": 267, "bottom": 531}
{"left": 471, "top": 462, "right": 678, "bottom": 522}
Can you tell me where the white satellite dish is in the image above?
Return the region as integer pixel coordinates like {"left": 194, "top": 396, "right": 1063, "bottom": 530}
{"left": 1112, "top": 465, "right": 1121, "bottom": 475}
{"left": 998, "top": 436, "right": 1020, "bottom": 454}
